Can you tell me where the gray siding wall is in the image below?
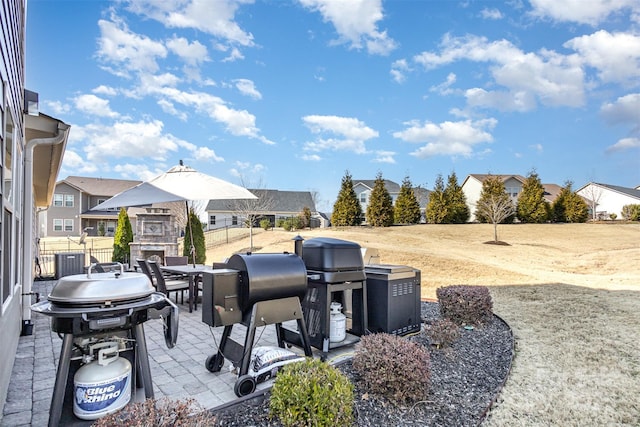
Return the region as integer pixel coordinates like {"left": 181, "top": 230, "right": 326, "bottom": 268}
{"left": 0, "top": 0, "right": 27, "bottom": 413}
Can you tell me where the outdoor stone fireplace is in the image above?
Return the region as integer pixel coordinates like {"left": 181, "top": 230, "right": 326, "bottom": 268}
{"left": 129, "top": 208, "right": 179, "bottom": 263}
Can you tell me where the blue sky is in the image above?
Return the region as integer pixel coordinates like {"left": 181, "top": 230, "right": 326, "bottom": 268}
{"left": 26, "top": 0, "right": 640, "bottom": 212}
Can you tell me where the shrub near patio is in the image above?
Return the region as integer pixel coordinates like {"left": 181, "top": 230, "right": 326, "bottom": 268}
{"left": 437, "top": 285, "right": 493, "bottom": 326}
{"left": 352, "top": 333, "right": 431, "bottom": 404}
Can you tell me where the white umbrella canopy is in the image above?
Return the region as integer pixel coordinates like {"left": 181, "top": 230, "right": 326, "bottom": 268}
{"left": 92, "top": 161, "right": 257, "bottom": 265}
{"left": 92, "top": 161, "right": 257, "bottom": 210}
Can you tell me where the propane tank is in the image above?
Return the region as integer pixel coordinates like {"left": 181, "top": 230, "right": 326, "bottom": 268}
{"left": 73, "top": 341, "right": 132, "bottom": 420}
{"left": 329, "top": 302, "right": 346, "bottom": 342}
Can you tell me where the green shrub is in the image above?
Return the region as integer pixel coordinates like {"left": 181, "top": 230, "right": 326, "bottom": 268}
{"left": 269, "top": 358, "right": 354, "bottom": 427}
{"left": 352, "top": 333, "right": 430, "bottom": 404}
{"left": 91, "top": 398, "right": 215, "bottom": 426}
{"left": 276, "top": 218, "right": 286, "bottom": 228}
{"left": 259, "top": 218, "right": 271, "bottom": 230}
{"left": 436, "top": 285, "right": 493, "bottom": 326}
{"left": 282, "top": 216, "right": 302, "bottom": 231}
{"left": 424, "top": 318, "right": 460, "bottom": 348}
{"left": 621, "top": 204, "right": 640, "bottom": 221}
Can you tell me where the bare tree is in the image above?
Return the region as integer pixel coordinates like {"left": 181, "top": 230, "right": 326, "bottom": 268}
{"left": 229, "top": 178, "right": 275, "bottom": 251}
{"left": 158, "top": 200, "right": 208, "bottom": 233}
{"left": 475, "top": 195, "right": 516, "bottom": 243}
{"left": 581, "top": 183, "right": 604, "bottom": 220}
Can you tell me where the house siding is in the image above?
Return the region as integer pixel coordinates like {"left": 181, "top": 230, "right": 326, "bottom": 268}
{"left": 47, "top": 182, "right": 82, "bottom": 237}
{"left": 0, "top": 0, "right": 26, "bottom": 413}
{"left": 577, "top": 183, "right": 640, "bottom": 219}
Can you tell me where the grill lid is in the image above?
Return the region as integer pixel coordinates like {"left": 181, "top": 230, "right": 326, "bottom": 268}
{"left": 48, "top": 266, "right": 154, "bottom": 305}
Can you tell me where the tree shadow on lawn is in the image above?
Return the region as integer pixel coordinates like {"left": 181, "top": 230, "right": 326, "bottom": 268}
{"left": 485, "top": 283, "right": 640, "bottom": 426}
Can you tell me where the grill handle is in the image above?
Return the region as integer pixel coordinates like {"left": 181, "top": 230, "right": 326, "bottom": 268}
{"left": 86, "top": 262, "right": 126, "bottom": 278}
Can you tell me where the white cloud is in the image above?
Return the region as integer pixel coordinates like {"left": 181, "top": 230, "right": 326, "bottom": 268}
{"left": 166, "top": 36, "right": 209, "bottom": 66}
{"left": 390, "top": 59, "right": 411, "bottom": 83}
{"left": 299, "top": 0, "right": 397, "bottom": 55}
{"left": 193, "top": 146, "right": 224, "bottom": 162}
{"left": 564, "top": 31, "right": 640, "bottom": 86}
{"left": 157, "top": 99, "right": 188, "bottom": 121}
{"left": 234, "top": 79, "right": 262, "bottom": 100}
{"left": 372, "top": 150, "right": 396, "bottom": 164}
{"left": 126, "top": 0, "right": 255, "bottom": 47}
{"left": 302, "top": 115, "right": 378, "bottom": 154}
{"left": 393, "top": 118, "right": 497, "bottom": 158}
{"left": 430, "top": 73, "right": 457, "bottom": 95}
{"left": 71, "top": 119, "right": 189, "bottom": 163}
{"left": 229, "top": 161, "right": 265, "bottom": 178}
{"left": 413, "top": 34, "right": 585, "bottom": 111}
{"left": 93, "top": 85, "right": 118, "bottom": 96}
{"left": 302, "top": 154, "right": 322, "bottom": 161}
{"left": 43, "top": 100, "right": 71, "bottom": 115}
{"left": 528, "top": 0, "right": 639, "bottom": 25}
{"left": 480, "top": 8, "right": 503, "bottom": 20}
{"left": 97, "top": 17, "right": 167, "bottom": 75}
{"left": 600, "top": 93, "right": 640, "bottom": 125}
{"left": 606, "top": 137, "right": 640, "bottom": 153}
{"left": 61, "top": 150, "right": 99, "bottom": 175}
{"left": 74, "top": 94, "right": 120, "bottom": 118}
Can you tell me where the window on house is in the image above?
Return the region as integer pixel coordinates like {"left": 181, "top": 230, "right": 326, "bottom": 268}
{"left": 106, "top": 221, "right": 116, "bottom": 234}
{"left": 64, "top": 194, "right": 74, "bottom": 207}
{"left": 210, "top": 215, "right": 216, "bottom": 225}
{"left": 64, "top": 219, "right": 73, "bottom": 232}
{"left": 232, "top": 216, "right": 238, "bottom": 226}
{"left": 53, "top": 219, "right": 63, "bottom": 231}
{"left": 53, "top": 194, "right": 63, "bottom": 207}
{"left": 360, "top": 193, "right": 367, "bottom": 203}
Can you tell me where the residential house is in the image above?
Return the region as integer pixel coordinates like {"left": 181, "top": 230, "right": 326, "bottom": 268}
{"left": 353, "top": 179, "right": 431, "bottom": 222}
{"left": 462, "top": 174, "right": 562, "bottom": 222}
{"left": 577, "top": 182, "right": 640, "bottom": 220}
{"left": 205, "top": 189, "right": 317, "bottom": 230}
{"left": 0, "top": 0, "right": 72, "bottom": 411}
{"left": 44, "top": 176, "right": 142, "bottom": 237}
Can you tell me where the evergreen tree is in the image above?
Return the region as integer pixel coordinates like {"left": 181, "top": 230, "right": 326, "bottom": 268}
{"left": 366, "top": 172, "right": 394, "bottom": 227}
{"left": 183, "top": 209, "right": 206, "bottom": 264}
{"left": 394, "top": 176, "right": 421, "bottom": 224}
{"left": 443, "top": 172, "right": 469, "bottom": 223}
{"left": 331, "top": 171, "right": 363, "bottom": 226}
{"left": 475, "top": 175, "right": 515, "bottom": 223}
{"left": 517, "top": 170, "right": 550, "bottom": 223}
{"left": 112, "top": 208, "right": 133, "bottom": 264}
{"left": 552, "top": 181, "right": 589, "bottom": 223}
{"left": 425, "top": 174, "right": 448, "bottom": 224}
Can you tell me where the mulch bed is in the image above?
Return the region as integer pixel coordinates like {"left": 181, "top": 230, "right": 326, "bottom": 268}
{"left": 210, "top": 301, "right": 514, "bottom": 426}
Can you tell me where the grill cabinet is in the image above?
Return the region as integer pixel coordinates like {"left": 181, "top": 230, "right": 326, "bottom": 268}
{"left": 283, "top": 237, "right": 368, "bottom": 358}
{"left": 365, "top": 264, "right": 421, "bottom": 335}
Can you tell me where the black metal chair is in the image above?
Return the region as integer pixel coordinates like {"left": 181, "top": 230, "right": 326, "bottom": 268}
{"left": 148, "top": 260, "right": 190, "bottom": 305}
{"left": 136, "top": 259, "right": 154, "bottom": 283}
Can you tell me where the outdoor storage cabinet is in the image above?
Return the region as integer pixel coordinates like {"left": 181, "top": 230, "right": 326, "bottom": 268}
{"left": 365, "top": 264, "right": 421, "bottom": 336}
{"left": 54, "top": 253, "right": 85, "bottom": 279}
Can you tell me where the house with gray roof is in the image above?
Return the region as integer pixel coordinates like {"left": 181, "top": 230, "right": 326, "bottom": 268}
{"left": 205, "top": 189, "right": 318, "bottom": 230}
{"left": 44, "top": 176, "right": 142, "bottom": 237}
{"left": 577, "top": 182, "right": 640, "bottom": 220}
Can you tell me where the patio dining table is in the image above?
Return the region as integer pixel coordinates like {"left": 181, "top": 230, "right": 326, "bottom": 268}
{"left": 160, "top": 264, "right": 214, "bottom": 312}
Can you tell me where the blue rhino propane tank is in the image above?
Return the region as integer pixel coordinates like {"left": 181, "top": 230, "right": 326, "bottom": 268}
{"left": 73, "top": 341, "right": 131, "bottom": 420}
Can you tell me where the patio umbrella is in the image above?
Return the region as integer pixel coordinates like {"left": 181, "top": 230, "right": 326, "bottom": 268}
{"left": 92, "top": 160, "right": 257, "bottom": 265}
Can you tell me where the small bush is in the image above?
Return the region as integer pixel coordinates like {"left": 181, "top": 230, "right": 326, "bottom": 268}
{"left": 91, "top": 398, "right": 215, "bottom": 426}
{"left": 436, "top": 285, "right": 493, "bottom": 326}
{"left": 259, "top": 218, "right": 271, "bottom": 230}
{"left": 424, "top": 318, "right": 460, "bottom": 348}
{"left": 269, "top": 358, "right": 354, "bottom": 427}
{"left": 621, "top": 204, "right": 640, "bottom": 221}
{"left": 352, "top": 333, "right": 430, "bottom": 404}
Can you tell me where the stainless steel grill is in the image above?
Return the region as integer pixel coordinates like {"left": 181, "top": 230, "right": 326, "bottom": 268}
{"left": 31, "top": 264, "right": 178, "bottom": 426}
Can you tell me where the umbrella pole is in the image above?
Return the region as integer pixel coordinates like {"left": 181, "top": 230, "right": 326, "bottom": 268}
{"left": 186, "top": 200, "right": 196, "bottom": 267}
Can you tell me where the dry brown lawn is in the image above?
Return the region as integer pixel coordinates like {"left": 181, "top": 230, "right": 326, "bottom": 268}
{"left": 207, "top": 223, "right": 640, "bottom": 426}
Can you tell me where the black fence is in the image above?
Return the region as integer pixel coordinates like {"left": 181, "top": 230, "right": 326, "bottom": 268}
{"left": 36, "top": 248, "right": 117, "bottom": 279}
